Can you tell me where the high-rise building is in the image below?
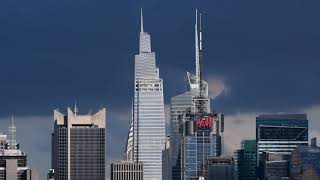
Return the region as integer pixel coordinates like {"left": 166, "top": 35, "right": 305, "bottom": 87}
{"left": 180, "top": 113, "right": 223, "bottom": 180}
{"left": 291, "top": 137, "right": 320, "bottom": 180}
{"left": 234, "top": 140, "right": 257, "bottom": 180}
{"left": 170, "top": 10, "right": 210, "bottom": 180}
{"left": 52, "top": 107, "right": 106, "bottom": 180}
{"left": 110, "top": 161, "right": 143, "bottom": 180}
{"left": 125, "top": 9, "right": 166, "bottom": 180}
{"left": 0, "top": 116, "right": 38, "bottom": 180}
{"left": 256, "top": 114, "right": 308, "bottom": 158}
{"left": 204, "top": 156, "right": 235, "bottom": 180}
{"left": 162, "top": 136, "right": 172, "bottom": 180}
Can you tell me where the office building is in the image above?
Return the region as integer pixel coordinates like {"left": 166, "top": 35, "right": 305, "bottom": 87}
{"left": 162, "top": 136, "right": 172, "bottom": 180}
{"left": 52, "top": 107, "right": 106, "bottom": 180}
{"left": 125, "top": 9, "right": 166, "bottom": 180}
{"left": 256, "top": 114, "right": 308, "bottom": 158}
{"left": 291, "top": 137, "right": 320, "bottom": 180}
{"left": 111, "top": 161, "right": 143, "bottom": 180}
{"left": 204, "top": 156, "right": 235, "bottom": 180}
{"left": 259, "top": 152, "right": 290, "bottom": 179}
{"left": 170, "top": 10, "right": 211, "bottom": 180}
{"left": 234, "top": 140, "right": 257, "bottom": 180}
{"left": 180, "top": 112, "right": 223, "bottom": 180}
{"left": 0, "top": 116, "right": 38, "bottom": 180}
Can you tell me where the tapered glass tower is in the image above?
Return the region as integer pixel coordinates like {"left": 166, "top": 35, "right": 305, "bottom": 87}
{"left": 131, "top": 9, "right": 166, "bottom": 180}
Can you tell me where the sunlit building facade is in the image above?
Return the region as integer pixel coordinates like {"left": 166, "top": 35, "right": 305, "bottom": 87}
{"left": 131, "top": 10, "right": 166, "bottom": 180}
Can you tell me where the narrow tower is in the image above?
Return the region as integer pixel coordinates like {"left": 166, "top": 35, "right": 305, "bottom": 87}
{"left": 132, "top": 9, "right": 166, "bottom": 180}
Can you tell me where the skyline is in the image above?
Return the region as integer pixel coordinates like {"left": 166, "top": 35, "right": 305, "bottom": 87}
{"left": 0, "top": 0, "right": 320, "bottom": 179}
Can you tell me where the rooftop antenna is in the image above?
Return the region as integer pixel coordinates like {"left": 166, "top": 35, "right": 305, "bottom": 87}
{"left": 140, "top": 8, "right": 144, "bottom": 33}
{"left": 8, "top": 115, "right": 17, "bottom": 149}
{"left": 195, "top": 9, "right": 200, "bottom": 87}
{"left": 74, "top": 99, "right": 79, "bottom": 116}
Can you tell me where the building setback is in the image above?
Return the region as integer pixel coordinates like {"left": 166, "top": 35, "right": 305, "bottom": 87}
{"left": 111, "top": 161, "right": 143, "bottom": 180}
{"left": 129, "top": 9, "right": 166, "bottom": 180}
{"left": 52, "top": 107, "right": 106, "bottom": 180}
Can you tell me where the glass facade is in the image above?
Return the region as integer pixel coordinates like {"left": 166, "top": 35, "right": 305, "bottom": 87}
{"left": 52, "top": 108, "right": 106, "bottom": 180}
{"left": 291, "top": 145, "right": 320, "bottom": 179}
{"left": 170, "top": 73, "right": 210, "bottom": 180}
{"left": 235, "top": 140, "right": 257, "bottom": 180}
{"left": 256, "top": 114, "right": 308, "bottom": 158}
{"left": 132, "top": 13, "right": 166, "bottom": 180}
{"left": 183, "top": 133, "right": 221, "bottom": 179}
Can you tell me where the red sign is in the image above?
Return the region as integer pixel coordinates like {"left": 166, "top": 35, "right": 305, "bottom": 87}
{"left": 196, "top": 116, "right": 212, "bottom": 129}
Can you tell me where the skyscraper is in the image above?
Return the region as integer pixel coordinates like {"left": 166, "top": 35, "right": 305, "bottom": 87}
{"left": 0, "top": 116, "right": 38, "bottom": 180}
{"left": 128, "top": 9, "right": 166, "bottom": 180}
{"left": 174, "top": 11, "right": 224, "bottom": 180}
{"left": 170, "top": 10, "right": 210, "bottom": 180}
{"left": 52, "top": 107, "right": 106, "bottom": 180}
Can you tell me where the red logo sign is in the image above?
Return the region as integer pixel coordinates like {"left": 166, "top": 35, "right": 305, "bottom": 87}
{"left": 196, "top": 116, "right": 212, "bottom": 129}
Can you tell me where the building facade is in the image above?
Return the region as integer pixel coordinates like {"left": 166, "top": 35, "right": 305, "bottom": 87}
{"left": 234, "top": 140, "right": 257, "bottom": 180}
{"left": 256, "top": 114, "right": 308, "bottom": 158}
{"left": 291, "top": 139, "right": 320, "bottom": 180}
{"left": 52, "top": 107, "right": 106, "bottom": 180}
{"left": 162, "top": 136, "right": 172, "bottom": 180}
{"left": 111, "top": 161, "right": 143, "bottom": 180}
{"left": 170, "top": 10, "right": 210, "bottom": 180}
{"left": 180, "top": 113, "right": 223, "bottom": 180}
{"left": 259, "top": 152, "right": 290, "bottom": 179}
{"left": 130, "top": 10, "right": 166, "bottom": 180}
{"left": 0, "top": 117, "right": 38, "bottom": 180}
{"left": 204, "top": 156, "right": 235, "bottom": 180}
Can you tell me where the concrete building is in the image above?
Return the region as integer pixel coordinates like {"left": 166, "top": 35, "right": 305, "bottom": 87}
{"left": 124, "top": 9, "right": 166, "bottom": 180}
{"left": 204, "top": 156, "right": 235, "bottom": 180}
{"left": 291, "top": 137, "right": 320, "bottom": 180}
{"left": 111, "top": 161, "right": 143, "bottom": 180}
{"left": 52, "top": 107, "right": 106, "bottom": 180}
{"left": 234, "top": 140, "right": 257, "bottom": 180}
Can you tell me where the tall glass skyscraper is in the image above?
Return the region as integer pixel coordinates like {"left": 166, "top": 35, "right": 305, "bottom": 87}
{"left": 131, "top": 9, "right": 166, "bottom": 180}
{"left": 170, "top": 10, "right": 210, "bottom": 180}
{"left": 52, "top": 107, "right": 106, "bottom": 180}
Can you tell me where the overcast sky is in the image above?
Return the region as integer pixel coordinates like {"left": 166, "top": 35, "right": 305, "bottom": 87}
{"left": 0, "top": 0, "right": 320, "bottom": 179}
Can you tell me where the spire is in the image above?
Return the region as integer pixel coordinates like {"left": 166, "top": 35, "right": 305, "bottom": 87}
{"left": 195, "top": 9, "right": 200, "bottom": 87}
{"left": 199, "top": 12, "right": 204, "bottom": 96}
{"left": 8, "top": 115, "right": 17, "bottom": 149}
{"left": 74, "top": 99, "right": 79, "bottom": 116}
{"left": 140, "top": 8, "right": 144, "bottom": 33}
